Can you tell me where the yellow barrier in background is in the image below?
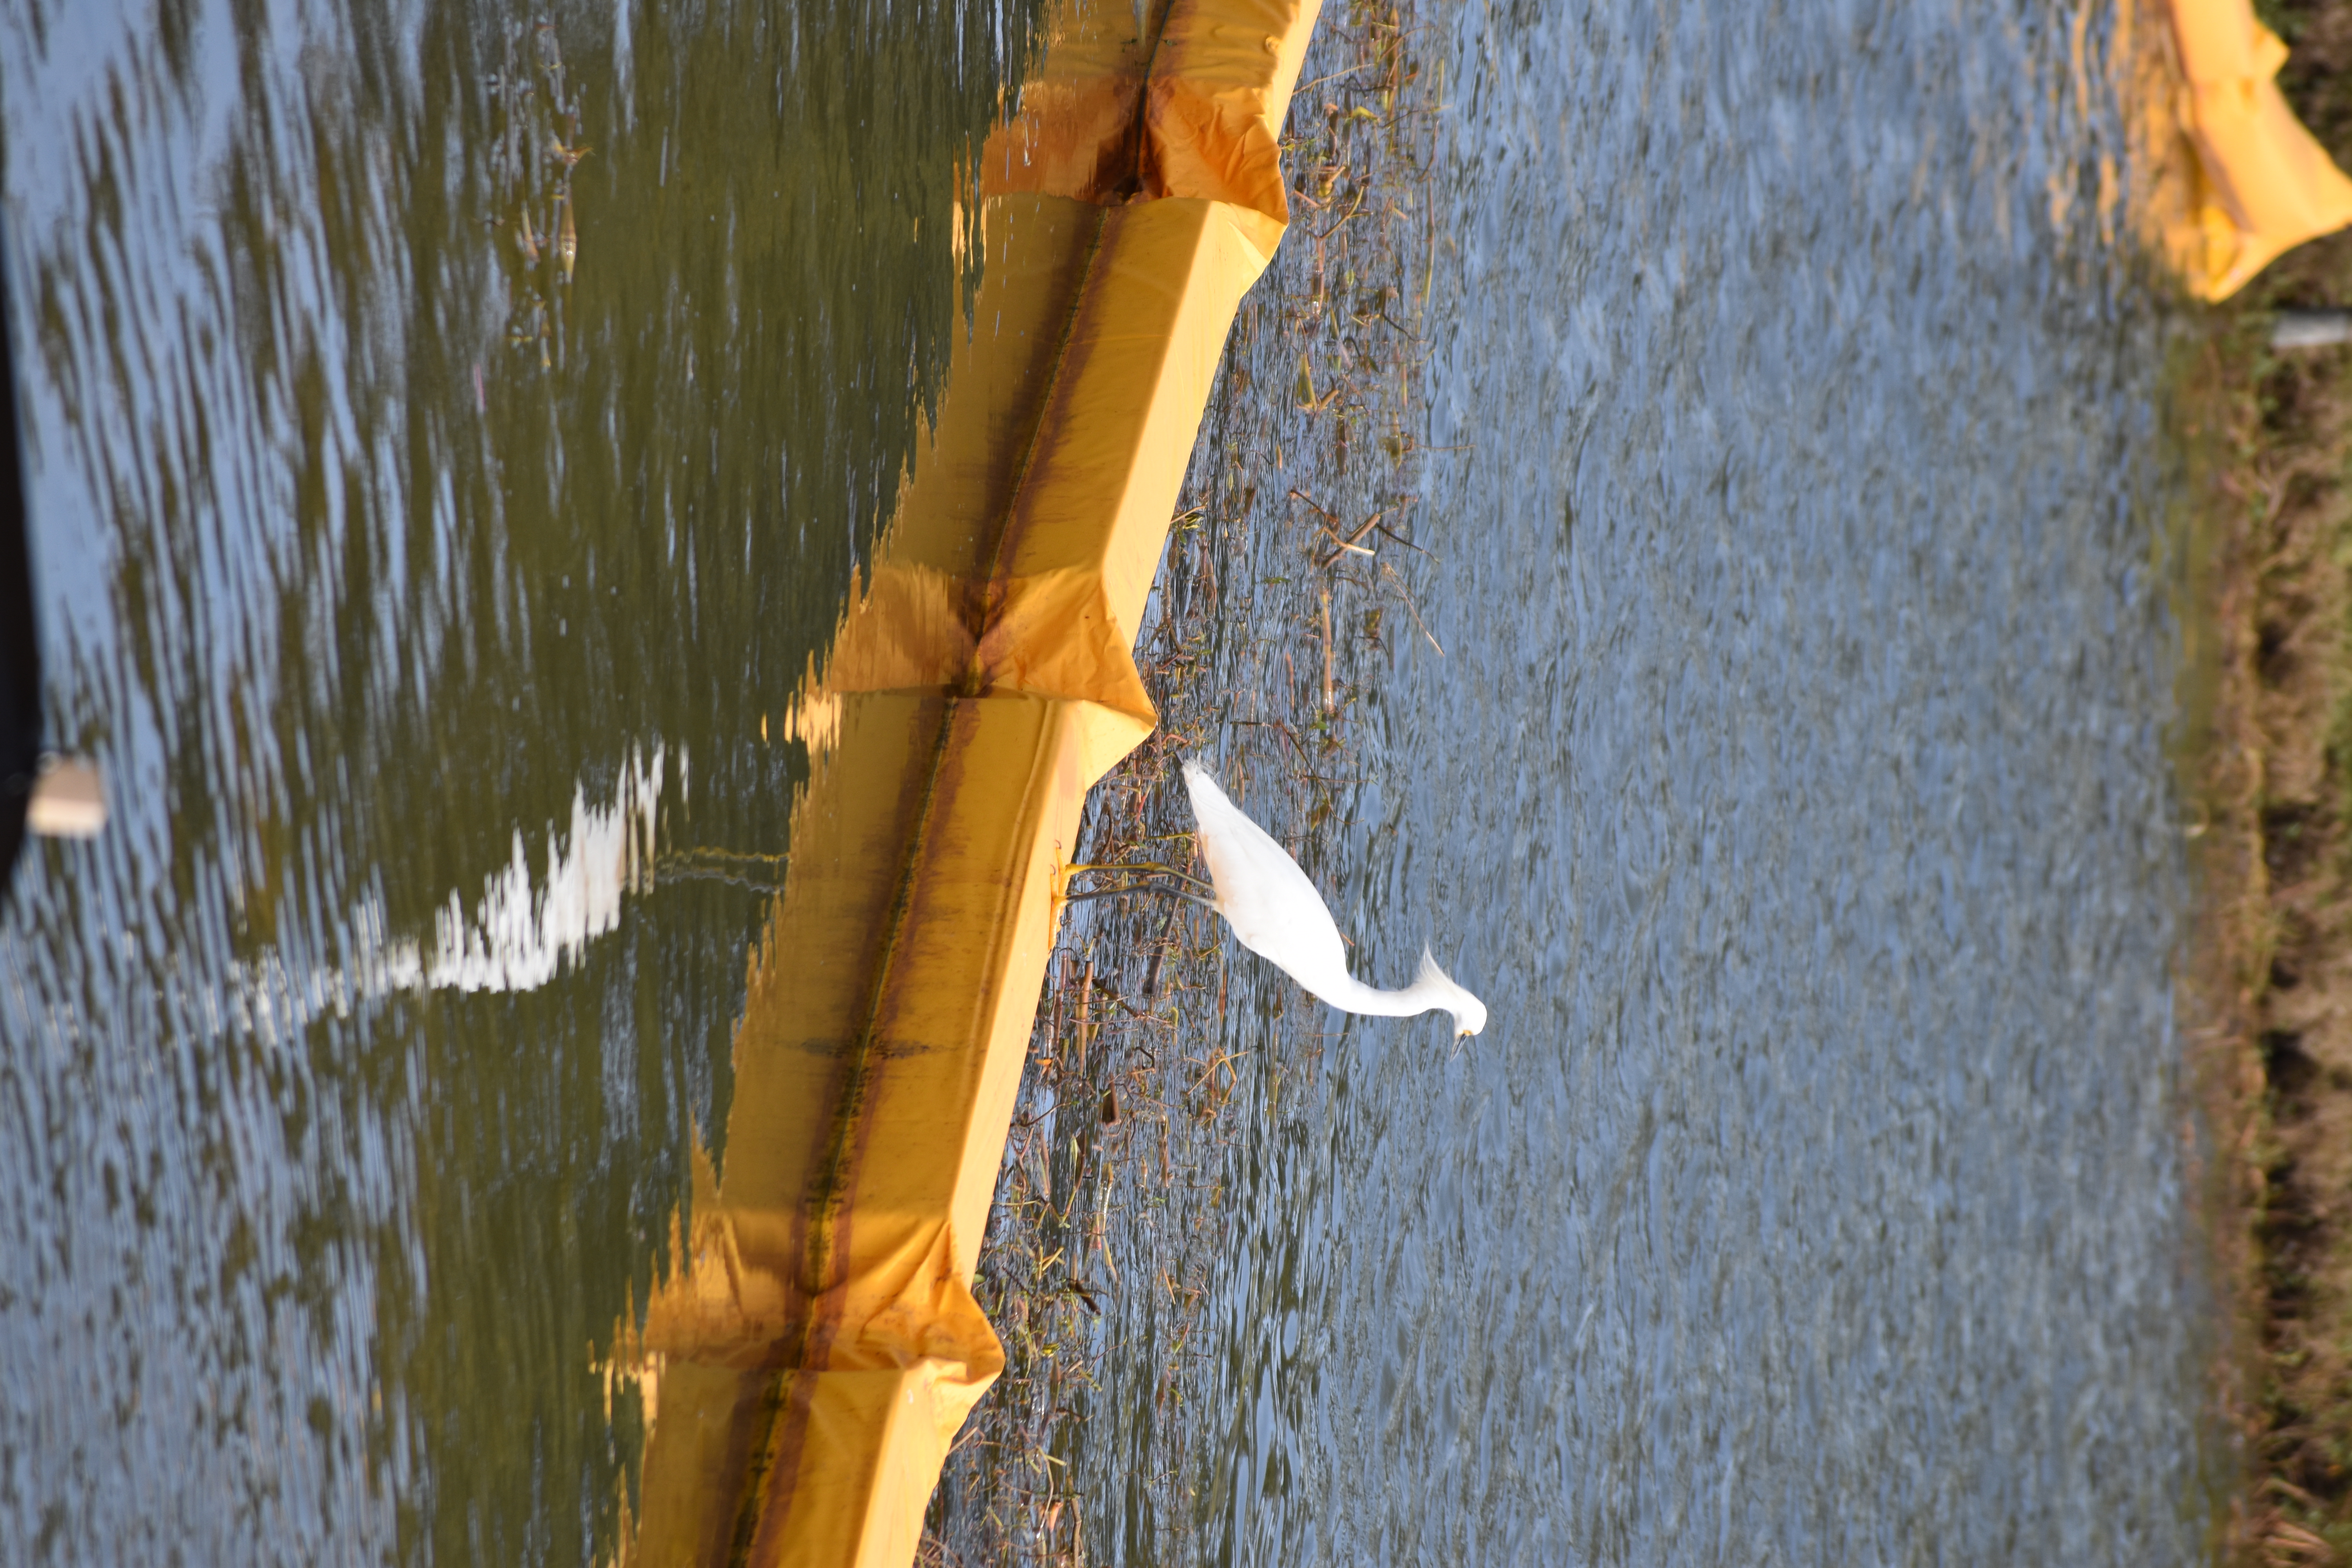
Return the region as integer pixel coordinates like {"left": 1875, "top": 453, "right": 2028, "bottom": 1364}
{"left": 2157, "top": 0, "right": 2352, "bottom": 299}
{"left": 610, "top": 1, "right": 1321, "bottom": 1563}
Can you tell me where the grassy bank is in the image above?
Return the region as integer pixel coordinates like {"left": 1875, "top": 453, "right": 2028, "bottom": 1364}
{"left": 2187, "top": 9, "right": 2352, "bottom": 1562}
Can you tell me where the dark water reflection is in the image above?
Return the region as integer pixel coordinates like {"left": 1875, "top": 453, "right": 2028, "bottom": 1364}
{"left": 1018, "top": 3, "right": 2219, "bottom": 1566}
{"left": 0, "top": 0, "right": 1034, "bottom": 1558}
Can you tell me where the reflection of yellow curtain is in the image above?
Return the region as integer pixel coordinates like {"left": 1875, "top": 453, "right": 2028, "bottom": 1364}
{"left": 2165, "top": 0, "right": 2352, "bottom": 299}
{"left": 603, "top": 1, "right": 1325, "bottom": 1564}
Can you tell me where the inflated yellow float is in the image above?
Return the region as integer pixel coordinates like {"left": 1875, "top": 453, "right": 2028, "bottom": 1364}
{"left": 2158, "top": 0, "right": 2352, "bottom": 298}
{"left": 608, "top": 0, "right": 1322, "bottom": 1563}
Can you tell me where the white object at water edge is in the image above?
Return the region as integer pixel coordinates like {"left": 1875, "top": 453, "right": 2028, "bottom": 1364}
{"left": 27, "top": 757, "right": 106, "bottom": 837}
{"left": 2272, "top": 309, "right": 2352, "bottom": 351}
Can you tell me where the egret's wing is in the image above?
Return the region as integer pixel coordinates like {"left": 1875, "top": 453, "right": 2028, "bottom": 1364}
{"left": 1180, "top": 760, "right": 1350, "bottom": 984}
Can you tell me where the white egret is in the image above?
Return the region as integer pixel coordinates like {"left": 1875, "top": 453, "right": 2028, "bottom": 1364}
{"left": 1154, "top": 757, "right": 1488, "bottom": 1037}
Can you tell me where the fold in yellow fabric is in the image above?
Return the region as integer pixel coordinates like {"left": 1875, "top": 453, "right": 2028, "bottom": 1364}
{"left": 608, "top": 1, "right": 1323, "bottom": 1563}
{"left": 2161, "top": 0, "right": 2352, "bottom": 299}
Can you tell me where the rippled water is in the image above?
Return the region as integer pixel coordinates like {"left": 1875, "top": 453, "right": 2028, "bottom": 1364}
{"left": 5, "top": 0, "right": 2221, "bottom": 1563}
{"left": 0, "top": 0, "right": 1034, "bottom": 1559}
{"left": 984, "top": 2, "right": 2218, "bottom": 1565}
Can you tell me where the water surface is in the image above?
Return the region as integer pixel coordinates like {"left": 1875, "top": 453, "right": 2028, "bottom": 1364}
{"left": 0, "top": 0, "right": 2221, "bottom": 1564}
{"left": 0, "top": 0, "right": 1035, "bottom": 1558}
{"left": 951, "top": 2, "right": 2217, "bottom": 1563}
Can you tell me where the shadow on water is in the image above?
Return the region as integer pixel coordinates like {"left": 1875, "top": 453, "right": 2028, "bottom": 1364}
{"left": 0, "top": 0, "right": 1040, "bottom": 1559}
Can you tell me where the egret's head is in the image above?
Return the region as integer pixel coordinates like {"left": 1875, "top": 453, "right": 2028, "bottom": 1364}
{"left": 1416, "top": 946, "right": 1488, "bottom": 1038}
{"left": 1453, "top": 992, "right": 1489, "bottom": 1038}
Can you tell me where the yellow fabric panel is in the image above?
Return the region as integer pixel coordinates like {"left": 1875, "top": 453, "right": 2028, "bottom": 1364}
{"left": 1144, "top": 0, "right": 1321, "bottom": 219}
{"left": 621, "top": 692, "right": 1104, "bottom": 1565}
{"left": 608, "top": 0, "right": 1324, "bottom": 1561}
{"left": 978, "top": 0, "right": 1318, "bottom": 224}
{"left": 871, "top": 194, "right": 1105, "bottom": 581}
{"left": 718, "top": 691, "right": 1112, "bottom": 1288}
{"left": 996, "top": 195, "right": 1281, "bottom": 643}
{"left": 776, "top": 1364, "right": 975, "bottom": 1568}
{"left": 833, "top": 197, "right": 1277, "bottom": 711}
{"left": 2160, "top": 0, "right": 2352, "bottom": 299}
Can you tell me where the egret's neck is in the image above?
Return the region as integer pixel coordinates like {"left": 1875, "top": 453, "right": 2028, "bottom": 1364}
{"left": 1314, "top": 967, "right": 1469, "bottom": 1025}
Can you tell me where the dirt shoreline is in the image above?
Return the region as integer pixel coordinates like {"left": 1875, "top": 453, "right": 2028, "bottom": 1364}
{"left": 2172, "top": 11, "right": 2352, "bottom": 1565}
{"left": 2181, "top": 254, "right": 2352, "bottom": 1567}
{"left": 2162, "top": 15, "right": 2352, "bottom": 1552}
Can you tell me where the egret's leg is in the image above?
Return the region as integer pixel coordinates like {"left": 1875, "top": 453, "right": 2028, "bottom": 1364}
{"left": 1143, "top": 896, "right": 1184, "bottom": 998}
{"left": 1062, "top": 860, "right": 1216, "bottom": 895}
{"left": 1062, "top": 880, "right": 1215, "bottom": 910}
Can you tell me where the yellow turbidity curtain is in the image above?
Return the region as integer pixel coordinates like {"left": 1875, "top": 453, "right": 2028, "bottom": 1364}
{"left": 2161, "top": 0, "right": 2352, "bottom": 298}
{"left": 605, "top": 1, "right": 1322, "bottom": 1563}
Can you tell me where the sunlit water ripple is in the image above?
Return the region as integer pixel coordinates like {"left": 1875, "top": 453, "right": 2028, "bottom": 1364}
{"left": 1043, "top": 2, "right": 2215, "bottom": 1564}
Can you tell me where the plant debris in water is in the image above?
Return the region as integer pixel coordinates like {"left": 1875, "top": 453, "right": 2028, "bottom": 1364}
{"left": 489, "top": 20, "right": 587, "bottom": 372}
{"left": 922, "top": 2, "right": 1460, "bottom": 1562}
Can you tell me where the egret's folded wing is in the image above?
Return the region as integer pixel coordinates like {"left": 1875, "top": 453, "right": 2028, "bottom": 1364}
{"left": 1180, "top": 759, "right": 1350, "bottom": 981}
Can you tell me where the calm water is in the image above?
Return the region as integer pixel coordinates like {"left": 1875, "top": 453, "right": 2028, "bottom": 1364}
{"left": 4, "top": 1, "right": 2215, "bottom": 1566}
